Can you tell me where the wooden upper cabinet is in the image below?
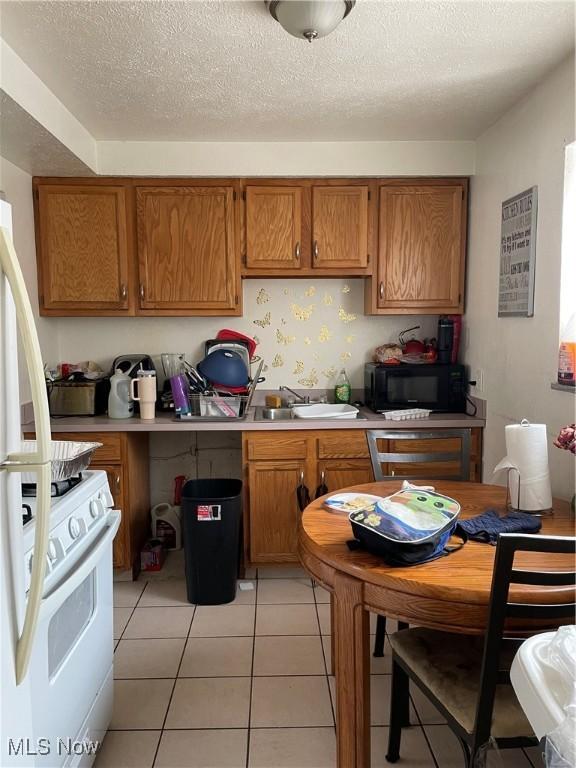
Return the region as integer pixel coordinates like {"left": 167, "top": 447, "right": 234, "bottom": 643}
{"left": 312, "top": 185, "right": 369, "bottom": 270}
{"left": 34, "top": 184, "right": 131, "bottom": 315}
{"left": 245, "top": 186, "right": 303, "bottom": 271}
{"left": 371, "top": 181, "right": 467, "bottom": 314}
{"left": 136, "top": 185, "right": 240, "bottom": 315}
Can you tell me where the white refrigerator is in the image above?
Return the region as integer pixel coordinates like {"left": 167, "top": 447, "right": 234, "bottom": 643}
{"left": 0, "top": 197, "right": 53, "bottom": 717}
{"left": 0, "top": 200, "right": 118, "bottom": 767}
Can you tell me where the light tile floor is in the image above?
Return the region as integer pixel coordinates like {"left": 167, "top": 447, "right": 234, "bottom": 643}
{"left": 97, "top": 567, "right": 544, "bottom": 768}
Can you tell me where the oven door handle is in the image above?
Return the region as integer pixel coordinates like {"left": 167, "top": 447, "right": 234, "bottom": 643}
{"left": 39, "top": 512, "right": 121, "bottom": 620}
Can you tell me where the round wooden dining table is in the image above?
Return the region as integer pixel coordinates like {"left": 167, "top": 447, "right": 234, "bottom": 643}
{"left": 298, "top": 481, "right": 574, "bottom": 768}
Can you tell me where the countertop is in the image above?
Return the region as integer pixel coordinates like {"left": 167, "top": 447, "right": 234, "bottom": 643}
{"left": 28, "top": 408, "right": 485, "bottom": 433}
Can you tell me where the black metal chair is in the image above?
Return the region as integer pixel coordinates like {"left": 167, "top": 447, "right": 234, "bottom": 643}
{"left": 385, "top": 533, "right": 576, "bottom": 767}
{"left": 366, "top": 428, "right": 473, "bottom": 657}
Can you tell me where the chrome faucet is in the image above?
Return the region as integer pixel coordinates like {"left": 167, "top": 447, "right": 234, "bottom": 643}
{"left": 279, "top": 385, "right": 310, "bottom": 404}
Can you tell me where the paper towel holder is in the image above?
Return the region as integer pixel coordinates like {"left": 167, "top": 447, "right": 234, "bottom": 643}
{"left": 504, "top": 466, "right": 552, "bottom": 516}
{"left": 504, "top": 466, "right": 522, "bottom": 512}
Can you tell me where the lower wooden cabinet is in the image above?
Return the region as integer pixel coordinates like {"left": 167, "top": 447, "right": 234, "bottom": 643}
{"left": 243, "top": 430, "right": 371, "bottom": 565}
{"left": 28, "top": 430, "right": 150, "bottom": 573}
{"left": 242, "top": 428, "right": 482, "bottom": 565}
{"left": 247, "top": 461, "right": 307, "bottom": 563}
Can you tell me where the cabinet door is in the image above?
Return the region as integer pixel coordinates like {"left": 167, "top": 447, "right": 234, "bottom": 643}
{"left": 35, "top": 185, "right": 130, "bottom": 314}
{"left": 99, "top": 464, "right": 128, "bottom": 569}
{"left": 378, "top": 184, "right": 465, "bottom": 311}
{"left": 318, "top": 459, "right": 374, "bottom": 495}
{"left": 312, "top": 186, "right": 368, "bottom": 269}
{"left": 136, "top": 186, "right": 240, "bottom": 313}
{"left": 247, "top": 461, "right": 306, "bottom": 563}
{"left": 245, "top": 186, "right": 303, "bottom": 270}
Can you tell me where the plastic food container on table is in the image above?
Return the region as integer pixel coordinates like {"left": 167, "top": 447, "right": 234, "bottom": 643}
{"left": 511, "top": 626, "right": 576, "bottom": 767}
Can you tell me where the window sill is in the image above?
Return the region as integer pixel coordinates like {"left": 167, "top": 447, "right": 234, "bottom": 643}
{"left": 551, "top": 382, "right": 575, "bottom": 394}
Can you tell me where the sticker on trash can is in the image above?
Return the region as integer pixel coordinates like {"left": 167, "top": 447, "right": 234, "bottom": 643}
{"left": 197, "top": 504, "right": 222, "bottom": 521}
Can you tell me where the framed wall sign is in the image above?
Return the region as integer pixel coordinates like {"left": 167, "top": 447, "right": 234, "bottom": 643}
{"left": 498, "top": 186, "right": 538, "bottom": 317}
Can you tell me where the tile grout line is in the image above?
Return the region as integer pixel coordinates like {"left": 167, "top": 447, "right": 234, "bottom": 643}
{"left": 409, "top": 717, "right": 442, "bottom": 768}
{"left": 313, "top": 584, "right": 337, "bottom": 729}
{"left": 113, "top": 580, "right": 147, "bottom": 643}
{"left": 150, "top": 596, "right": 196, "bottom": 768}
{"left": 245, "top": 570, "right": 260, "bottom": 768}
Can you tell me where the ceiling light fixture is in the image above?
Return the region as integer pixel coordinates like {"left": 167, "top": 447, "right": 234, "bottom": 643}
{"left": 266, "top": 0, "right": 356, "bottom": 43}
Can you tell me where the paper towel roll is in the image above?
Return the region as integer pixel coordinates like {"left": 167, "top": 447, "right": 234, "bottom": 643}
{"left": 493, "top": 420, "right": 553, "bottom": 512}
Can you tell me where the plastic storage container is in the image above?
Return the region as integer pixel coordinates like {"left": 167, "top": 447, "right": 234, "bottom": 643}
{"left": 181, "top": 479, "right": 243, "bottom": 605}
{"left": 151, "top": 503, "right": 182, "bottom": 550}
{"left": 511, "top": 626, "right": 576, "bottom": 767}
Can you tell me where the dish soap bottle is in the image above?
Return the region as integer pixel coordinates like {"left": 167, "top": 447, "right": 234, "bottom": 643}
{"left": 108, "top": 368, "right": 134, "bottom": 419}
{"left": 334, "top": 369, "right": 351, "bottom": 404}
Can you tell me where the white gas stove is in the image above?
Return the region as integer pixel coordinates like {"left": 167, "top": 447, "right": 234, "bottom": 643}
{"left": 22, "top": 470, "right": 115, "bottom": 594}
{"left": 13, "top": 470, "right": 120, "bottom": 766}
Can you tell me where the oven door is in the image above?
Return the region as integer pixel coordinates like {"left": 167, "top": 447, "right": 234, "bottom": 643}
{"left": 27, "top": 512, "right": 120, "bottom": 767}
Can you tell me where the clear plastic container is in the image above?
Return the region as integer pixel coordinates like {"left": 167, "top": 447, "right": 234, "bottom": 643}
{"left": 382, "top": 408, "right": 432, "bottom": 421}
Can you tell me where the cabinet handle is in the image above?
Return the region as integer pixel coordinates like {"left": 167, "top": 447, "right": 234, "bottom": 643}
{"left": 295, "top": 242, "right": 300, "bottom": 260}
{"left": 120, "top": 283, "right": 127, "bottom": 300}
{"left": 115, "top": 474, "right": 121, "bottom": 489}
{"left": 313, "top": 241, "right": 319, "bottom": 261}
{"left": 297, "top": 470, "right": 311, "bottom": 512}
{"left": 139, "top": 283, "right": 145, "bottom": 300}
{"left": 320, "top": 470, "right": 325, "bottom": 484}
{"left": 379, "top": 281, "right": 384, "bottom": 300}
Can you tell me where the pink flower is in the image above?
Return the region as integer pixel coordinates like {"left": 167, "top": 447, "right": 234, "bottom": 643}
{"left": 554, "top": 424, "right": 576, "bottom": 455}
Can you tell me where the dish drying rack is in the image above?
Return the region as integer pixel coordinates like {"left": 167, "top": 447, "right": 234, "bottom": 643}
{"left": 175, "top": 359, "right": 263, "bottom": 421}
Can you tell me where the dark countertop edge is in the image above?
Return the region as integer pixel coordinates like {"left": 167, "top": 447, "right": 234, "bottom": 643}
{"left": 25, "top": 409, "right": 486, "bottom": 433}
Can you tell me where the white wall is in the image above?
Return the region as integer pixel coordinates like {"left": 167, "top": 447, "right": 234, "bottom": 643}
{"left": 465, "top": 55, "right": 575, "bottom": 500}
{"left": 1, "top": 40, "right": 97, "bottom": 172}
{"left": 54, "top": 279, "right": 437, "bottom": 390}
{"left": 0, "top": 157, "right": 60, "bottom": 404}
{"left": 97, "top": 140, "right": 475, "bottom": 177}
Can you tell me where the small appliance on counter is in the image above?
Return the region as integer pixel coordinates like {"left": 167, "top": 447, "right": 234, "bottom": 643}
{"left": 112, "top": 353, "right": 156, "bottom": 378}
{"left": 47, "top": 373, "right": 110, "bottom": 416}
{"left": 364, "top": 362, "right": 467, "bottom": 413}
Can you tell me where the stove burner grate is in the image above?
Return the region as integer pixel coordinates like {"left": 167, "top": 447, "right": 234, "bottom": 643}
{"left": 22, "top": 473, "right": 84, "bottom": 498}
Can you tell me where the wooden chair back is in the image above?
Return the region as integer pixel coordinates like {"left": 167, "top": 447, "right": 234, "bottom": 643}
{"left": 474, "top": 533, "right": 576, "bottom": 747}
{"left": 366, "top": 428, "right": 472, "bottom": 482}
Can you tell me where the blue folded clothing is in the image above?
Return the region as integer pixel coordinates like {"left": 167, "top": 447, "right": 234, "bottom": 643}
{"left": 456, "top": 509, "right": 541, "bottom": 544}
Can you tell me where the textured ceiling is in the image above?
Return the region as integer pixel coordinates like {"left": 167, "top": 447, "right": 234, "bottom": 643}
{"left": 0, "top": 92, "right": 94, "bottom": 176}
{"left": 0, "top": 0, "right": 574, "bottom": 142}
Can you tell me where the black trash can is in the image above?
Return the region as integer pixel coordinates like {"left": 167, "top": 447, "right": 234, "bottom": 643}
{"left": 181, "top": 478, "right": 243, "bottom": 605}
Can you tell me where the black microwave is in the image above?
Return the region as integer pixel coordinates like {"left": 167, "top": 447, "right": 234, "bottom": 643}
{"left": 364, "top": 363, "right": 467, "bottom": 413}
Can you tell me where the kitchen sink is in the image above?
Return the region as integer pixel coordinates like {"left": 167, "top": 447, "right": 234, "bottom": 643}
{"left": 253, "top": 404, "right": 366, "bottom": 421}
{"left": 254, "top": 406, "right": 294, "bottom": 420}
